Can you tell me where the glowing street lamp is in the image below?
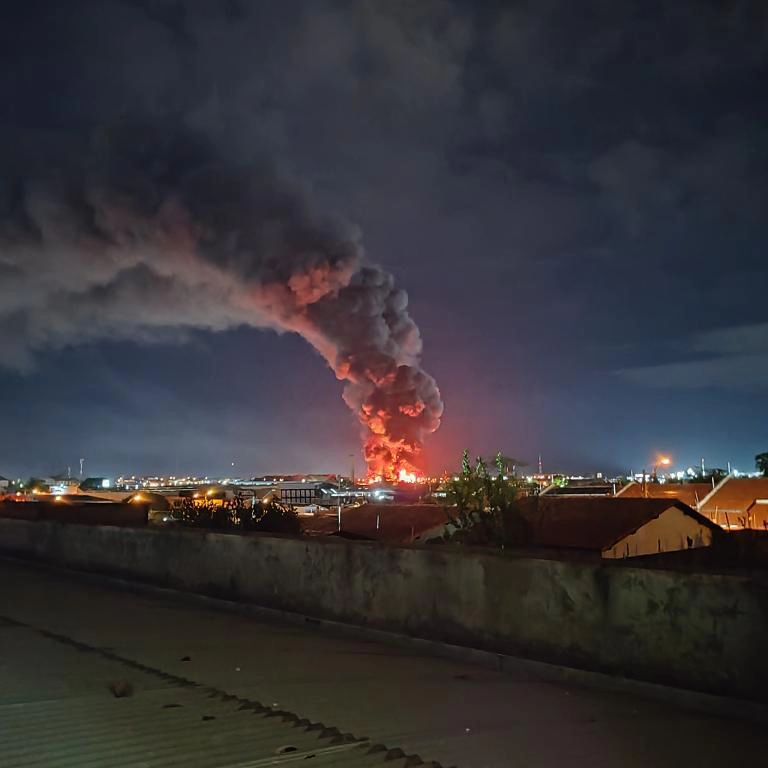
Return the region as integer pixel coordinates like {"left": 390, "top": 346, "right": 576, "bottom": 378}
{"left": 654, "top": 456, "right": 671, "bottom": 479}
{"left": 642, "top": 455, "right": 672, "bottom": 496}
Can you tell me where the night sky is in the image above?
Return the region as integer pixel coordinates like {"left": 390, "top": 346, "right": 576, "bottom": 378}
{"left": 1, "top": 0, "right": 767, "bottom": 479}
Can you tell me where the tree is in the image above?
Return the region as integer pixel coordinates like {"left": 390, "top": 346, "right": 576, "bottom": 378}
{"left": 23, "top": 477, "right": 50, "bottom": 493}
{"left": 483, "top": 454, "right": 527, "bottom": 477}
{"left": 444, "top": 451, "right": 528, "bottom": 548}
{"left": 756, "top": 452, "right": 768, "bottom": 478}
{"left": 176, "top": 496, "right": 300, "bottom": 534}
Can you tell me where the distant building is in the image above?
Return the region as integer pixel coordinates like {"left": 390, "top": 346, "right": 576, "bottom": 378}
{"left": 48, "top": 473, "right": 81, "bottom": 496}
{"left": 516, "top": 496, "right": 721, "bottom": 559}
{"left": 273, "top": 481, "right": 338, "bottom": 506}
{"left": 0, "top": 476, "right": 10, "bottom": 490}
{"left": 698, "top": 477, "right": 768, "bottom": 529}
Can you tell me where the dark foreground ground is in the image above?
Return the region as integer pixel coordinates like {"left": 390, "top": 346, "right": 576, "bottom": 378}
{"left": 0, "top": 557, "right": 764, "bottom": 768}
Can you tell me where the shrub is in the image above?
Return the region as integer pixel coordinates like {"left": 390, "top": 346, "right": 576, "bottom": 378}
{"left": 444, "top": 451, "right": 529, "bottom": 548}
{"left": 176, "top": 496, "right": 300, "bottom": 535}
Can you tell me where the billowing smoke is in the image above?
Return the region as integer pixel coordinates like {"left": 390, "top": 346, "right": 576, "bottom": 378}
{"left": 0, "top": 124, "right": 442, "bottom": 479}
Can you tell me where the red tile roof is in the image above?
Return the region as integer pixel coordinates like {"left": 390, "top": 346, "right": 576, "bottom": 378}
{"left": 618, "top": 482, "right": 713, "bottom": 508}
{"left": 699, "top": 478, "right": 768, "bottom": 517}
{"left": 302, "top": 503, "right": 451, "bottom": 544}
{"left": 515, "top": 496, "right": 719, "bottom": 552}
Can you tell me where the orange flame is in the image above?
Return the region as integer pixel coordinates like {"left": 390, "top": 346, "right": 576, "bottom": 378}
{"left": 398, "top": 468, "right": 418, "bottom": 483}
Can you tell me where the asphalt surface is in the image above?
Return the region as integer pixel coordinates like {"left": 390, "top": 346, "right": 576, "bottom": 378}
{"left": 0, "top": 557, "right": 764, "bottom": 768}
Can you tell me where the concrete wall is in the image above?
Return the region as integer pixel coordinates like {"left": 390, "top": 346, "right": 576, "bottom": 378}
{"left": 0, "top": 500, "right": 148, "bottom": 526}
{"left": 1, "top": 518, "right": 766, "bottom": 701}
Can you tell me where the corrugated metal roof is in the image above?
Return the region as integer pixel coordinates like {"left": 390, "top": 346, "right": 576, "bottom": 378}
{"left": 1, "top": 617, "right": 450, "bottom": 768}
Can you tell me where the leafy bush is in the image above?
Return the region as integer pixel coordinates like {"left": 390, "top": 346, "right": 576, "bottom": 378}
{"left": 444, "top": 451, "right": 529, "bottom": 548}
{"left": 176, "top": 496, "right": 300, "bottom": 535}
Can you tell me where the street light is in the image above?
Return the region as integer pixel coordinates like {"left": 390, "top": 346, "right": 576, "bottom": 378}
{"left": 654, "top": 456, "right": 671, "bottom": 479}
{"left": 643, "top": 455, "right": 672, "bottom": 496}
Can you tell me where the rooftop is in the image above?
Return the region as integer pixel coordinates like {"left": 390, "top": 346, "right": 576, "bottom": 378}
{"left": 302, "top": 503, "right": 451, "bottom": 544}
{"left": 700, "top": 477, "right": 768, "bottom": 517}
{"left": 516, "top": 496, "right": 720, "bottom": 552}
{"left": 617, "top": 482, "right": 713, "bottom": 508}
{"left": 541, "top": 479, "right": 614, "bottom": 496}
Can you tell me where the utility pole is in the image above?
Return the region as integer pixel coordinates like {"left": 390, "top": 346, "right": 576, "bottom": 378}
{"left": 337, "top": 471, "right": 342, "bottom": 532}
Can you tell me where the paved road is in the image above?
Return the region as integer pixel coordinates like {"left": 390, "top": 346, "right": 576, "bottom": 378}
{"left": 0, "top": 557, "right": 764, "bottom": 767}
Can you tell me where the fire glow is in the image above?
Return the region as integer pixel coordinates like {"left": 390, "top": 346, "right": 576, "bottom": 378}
{"left": 353, "top": 363, "right": 442, "bottom": 483}
{"left": 398, "top": 468, "right": 418, "bottom": 483}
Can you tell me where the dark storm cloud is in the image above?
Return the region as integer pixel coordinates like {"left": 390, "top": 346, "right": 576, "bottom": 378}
{"left": 1, "top": 0, "right": 767, "bottom": 473}
{"left": 616, "top": 323, "right": 768, "bottom": 392}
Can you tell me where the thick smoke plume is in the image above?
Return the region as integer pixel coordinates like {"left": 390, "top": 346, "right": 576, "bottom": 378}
{"left": 0, "top": 124, "right": 442, "bottom": 479}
